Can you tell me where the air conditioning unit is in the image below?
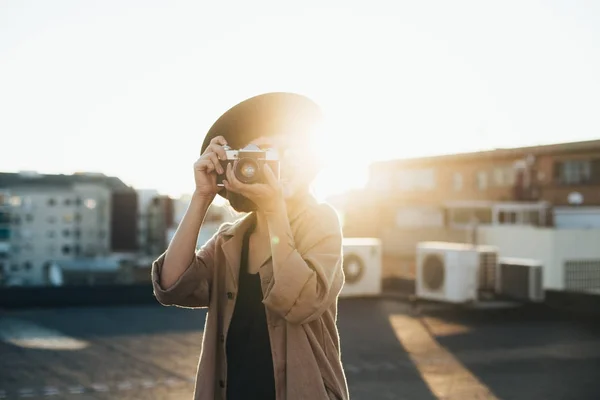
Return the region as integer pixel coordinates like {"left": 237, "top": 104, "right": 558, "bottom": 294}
{"left": 339, "top": 238, "right": 382, "bottom": 298}
{"left": 496, "top": 257, "right": 544, "bottom": 302}
{"left": 477, "top": 245, "right": 499, "bottom": 294}
{"left": 416, "top": 242, "right": 479, "bottom": 303}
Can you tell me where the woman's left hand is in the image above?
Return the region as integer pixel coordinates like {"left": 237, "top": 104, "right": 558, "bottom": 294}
{"left": 223, "top": 163, "right": 284, "bottom": 213}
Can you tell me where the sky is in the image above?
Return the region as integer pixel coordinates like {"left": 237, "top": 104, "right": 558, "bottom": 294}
{"left": 1, "top": 0, "right": 600, "bottom": 201}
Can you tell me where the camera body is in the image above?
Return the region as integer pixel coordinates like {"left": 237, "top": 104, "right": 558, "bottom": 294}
{"left": 217, "top": 144, "right": 280, "bottom": 186}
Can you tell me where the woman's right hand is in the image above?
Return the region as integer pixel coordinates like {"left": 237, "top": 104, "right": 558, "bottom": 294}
{"left": 194, "top": 135, "right": 228, "bottom": 199}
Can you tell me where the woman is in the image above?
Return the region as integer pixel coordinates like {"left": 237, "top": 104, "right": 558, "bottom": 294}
{"left": 151, "top": 92, "right": 349, "bottom": 400}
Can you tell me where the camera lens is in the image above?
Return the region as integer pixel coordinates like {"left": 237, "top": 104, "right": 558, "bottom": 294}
{"left": 235, "top": 158, "right": 259, "bottom": 184}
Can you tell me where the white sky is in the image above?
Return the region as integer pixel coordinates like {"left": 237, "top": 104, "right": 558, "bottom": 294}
{"left": 1, "top": 0, "right": 600, "bottom": 201}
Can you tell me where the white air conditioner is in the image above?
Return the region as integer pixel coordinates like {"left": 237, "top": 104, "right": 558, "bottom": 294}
{"left": 339, "top": 238, "right": 382, "bottom": 298}
{"left": 496, "top": 257, "right": 544, "bottom": 302}
{"left": 416, "top": 242, "right": 479, "bottom": 303}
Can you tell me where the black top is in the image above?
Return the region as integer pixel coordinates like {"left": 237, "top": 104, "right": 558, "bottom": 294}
{"left": 225, "top": 218, "right": 276, "bottom": 400}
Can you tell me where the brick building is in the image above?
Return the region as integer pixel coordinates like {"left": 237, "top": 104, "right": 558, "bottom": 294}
{"left": 342, "top": 139, "right": 600, "bottom": 280}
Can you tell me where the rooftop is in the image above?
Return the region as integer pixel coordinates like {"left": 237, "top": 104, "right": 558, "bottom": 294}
{"left": 371, "top": 138, "right": 600, "bottom": 169}
{"left": 0, "top": 171, "right": 134, "bottom": 192}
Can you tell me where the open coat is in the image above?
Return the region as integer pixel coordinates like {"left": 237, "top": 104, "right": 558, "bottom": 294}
{"left": 151, "top": 198, "right": 349, "bottom": 399}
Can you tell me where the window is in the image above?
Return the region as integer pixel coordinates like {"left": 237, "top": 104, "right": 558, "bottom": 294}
{"left": 63, "top": 214, "right": 73, "bottom": 223}
{"left": 25, "top": 214, "right": 34, "bottom": 222}
{"left": 499, "top": 211, "right": 517, "bottom": 224}
{"left": 555, "top": 160, "right": 592, "bottom": 185}
{"left": 48, "top": 198, "right": 56, "bottom": 206}
{"left": 453, "top": 173, "right": 463, "bottom": 191}
{"left": 10, "top": 196, "right": 22, "bottom": 207}
{"left": 396, "top": 168, "right": 436, "bottom": 191}
{"left": 62, "top": 245, "right": 71, "bottom": 255}
{"left": 23, "top": 261, "right": 32, "bottom": 271}
{"left": 0, "top": 212, "right": 9, "bottom": 224}
{"left": 62, "top": 229, "right": 70, "bottom": 237}
{"left": 47, "top": 230, "right": 56, "bottom": 238}
{"left": 476, "top": 171, "right": 488, "bottom": 190}
{"left": 85, "top": 199, "right": 97, "bottom": 209}
{"left": 47, "top": 216, "right": 56, "bottom": 224}
{"left": 64, "top": 198, "right": 72, "bottom": 206}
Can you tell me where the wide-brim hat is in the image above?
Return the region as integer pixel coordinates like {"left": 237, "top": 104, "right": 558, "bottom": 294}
{"left": 201, "top": 92, "right": 323, "bottom": 153}
{"left": 201, "top": 92, "right": 324, "bottom": 198}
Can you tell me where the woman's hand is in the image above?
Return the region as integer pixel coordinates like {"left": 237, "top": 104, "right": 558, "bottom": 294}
{"left": 223, "top": 163, "right": 284, "bottom": 213}
{"left": 194, "top": 136, "right": 227, "bottom": 200}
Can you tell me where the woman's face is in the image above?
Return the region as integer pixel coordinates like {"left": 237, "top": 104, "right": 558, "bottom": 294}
{"left": 248, "top": 135, "right": 309, "bottom": 200}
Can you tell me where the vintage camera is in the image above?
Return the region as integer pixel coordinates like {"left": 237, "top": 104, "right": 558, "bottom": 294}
{"left": 217, "top": 144, "right": 280, "bottom": 186}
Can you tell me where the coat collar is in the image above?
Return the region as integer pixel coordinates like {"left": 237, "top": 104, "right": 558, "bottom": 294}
{"left": 219, "top": 193, "right": 317, "bottom": 290}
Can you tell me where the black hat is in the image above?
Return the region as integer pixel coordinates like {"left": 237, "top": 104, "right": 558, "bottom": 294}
{"left": 201, "top": 92, "right": 323, "bottom": 154}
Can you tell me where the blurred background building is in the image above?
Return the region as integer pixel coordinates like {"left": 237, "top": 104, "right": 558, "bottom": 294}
{"left": 341, "top": 139, "right": 600, "bottom": 282}
{"left": 0, "top": 171, "right": 239, "bottom": 287}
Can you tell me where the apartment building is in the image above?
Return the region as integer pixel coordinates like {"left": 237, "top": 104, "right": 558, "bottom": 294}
{"left": 0, "top": 171, "right": 138, "bottom": 286}
{"left": 342, "top": 139, "right": 600, "bottom": 279}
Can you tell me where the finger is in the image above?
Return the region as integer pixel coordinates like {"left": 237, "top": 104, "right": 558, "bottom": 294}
{"left": 195, "top": 158, "right": 216, "bottom": 174}
{"left": 210, "top": 135, "right": 228, "bottom": 147}
{"left": 262, "top": 164, "right": 279, "bottom": 188}
{"left": 205, "top": 143, "right": 227, "bottom": 161}
{"left": 226, "top": 163, "right": 240, "bottom": 189}
{"left": 206, "top": 152, "right": 224, "bottom": 174}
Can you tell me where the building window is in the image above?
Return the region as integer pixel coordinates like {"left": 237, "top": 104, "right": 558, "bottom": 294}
{"left": 48, "top": 198, "right": 56, "bottom": 206}
{"left": 47, "top": 216, "right": 56, "bottom": 224}
{"left": 74, "top": 229, "right": 81, "bottom": 239}
{"left": 10, "top": 196, "right": 22, "bottom": 207}
{"left": 476, "top": 171, "right": 488, "bottom": 190}
{"left": 499, "top": 211, "right": 517, "bottom": 224}
{"left": 47, "top": 231, "right": 56, "bottom": 238}
{"left": 23, "top": 261, "right": 32, "bottom": 271}
{"left": 74, "top": 213, "right": 82, "bottom": 222}
{"left": 555, "top": 160, "right": 592, "bottom": 185}
{"left": 62, "top": 245, "right": 71, "bottom": 255}
{"left": 12, "top": 215, "right": 21, "bottom": 225}
{"left": 62, "top": 229, "right": 70, "bottom": 238}
{"left": 85, "top": 199, "right": 97, "bottom": 209}
{"left": 64, "top": 198, "right": 72, "bottom": 206}
{"left": 397, "top": 169, "right": 436, "bottom": 191}
{"left": 26, "top": 214, "right": 34, "bottom": 222}
{"left": 63, "top": 214, "right": 73, "bottom": 223}
{"left": 453, "top": 173, "right": 463, "bottom": 191}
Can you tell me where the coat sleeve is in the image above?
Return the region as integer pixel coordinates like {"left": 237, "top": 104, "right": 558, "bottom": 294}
{"left": 262, "top": 204, "right": 344, "bottom": 325}
{"left": 151, "top": 225, "right": 226, "bottom": 308}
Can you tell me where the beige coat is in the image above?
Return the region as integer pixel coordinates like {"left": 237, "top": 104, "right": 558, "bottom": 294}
{"left": 151, "top": 197, "right": 349, "bottom": 400}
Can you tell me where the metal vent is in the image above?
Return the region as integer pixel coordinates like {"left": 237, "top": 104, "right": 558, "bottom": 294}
{"left": 564, "top": 260, "right": 600, "bottom": 293}
{"left": 422, "top": 253, "right": 445, "bottom": 291}
{"left": 478, "top": 251, "right": 497, "bottom": 291}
